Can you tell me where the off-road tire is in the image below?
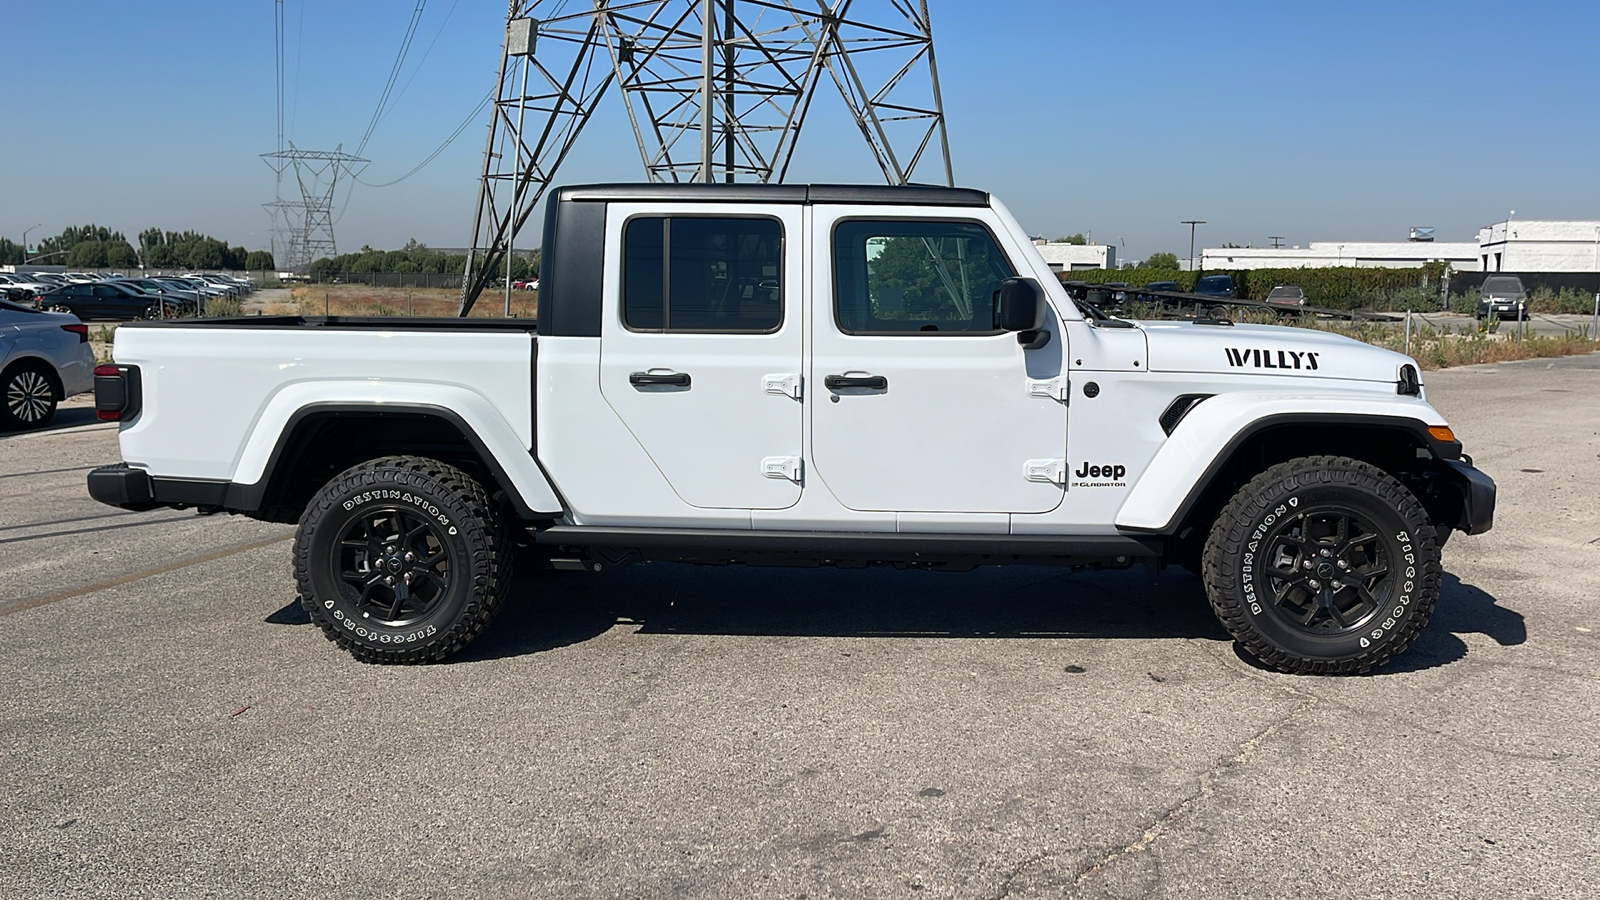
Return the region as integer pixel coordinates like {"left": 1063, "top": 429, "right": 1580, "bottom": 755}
{"left": 294, "top": 456, "right": 512, "bottom": 664}
{"left": 1201, "top": 455, "right": 1441, "bottom": 675}
{"left": 0, "top": 362, "right": 60, "bottom": 430}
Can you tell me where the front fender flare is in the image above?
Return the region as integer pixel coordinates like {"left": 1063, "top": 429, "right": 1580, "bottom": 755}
{"left": 1115, "top": 393, "right": 1454, "bottom": 533}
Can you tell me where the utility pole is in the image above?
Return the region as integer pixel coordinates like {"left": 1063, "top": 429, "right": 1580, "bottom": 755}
{"left": 1268, "top": 235, "right": 1284, "bottom": 249}
{"left": 1182, "top": 220, "right": 1206, "bottom": 273}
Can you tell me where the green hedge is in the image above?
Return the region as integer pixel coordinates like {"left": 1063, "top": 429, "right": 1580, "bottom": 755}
{"left": 1057, "top": 264, "right": 1448, "bottom": 310}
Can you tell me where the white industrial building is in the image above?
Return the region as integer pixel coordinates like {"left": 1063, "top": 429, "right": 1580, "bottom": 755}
{"left": 1476, "top": 220, "right": 1600, "bottom": 272}
{"left": 1032, "top": 240, "right": 1115, "bottom": 271}
{"left": 1201, "top": 217, "right": 1600, "bottom": 273}
{"left": 1202, "top": 242, "right": 1479, "bottom": 271}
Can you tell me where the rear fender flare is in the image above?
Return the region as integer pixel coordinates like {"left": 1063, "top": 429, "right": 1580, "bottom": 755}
{"left": 232, "top": 383, "right": 562, "bottom": 516}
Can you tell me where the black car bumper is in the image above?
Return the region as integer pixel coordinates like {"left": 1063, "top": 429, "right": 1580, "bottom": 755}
{"left": 1440, "top": 458, "right": 1496, "bottom": 535}
{"left": 87, "top": 463, "right": 230, "bottom": 512}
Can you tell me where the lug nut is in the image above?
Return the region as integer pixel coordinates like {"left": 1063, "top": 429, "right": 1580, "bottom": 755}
{"left": 1337, "top": 559, "right": 1349, "bottom": 570}
{"left": 1320, "top": 548, "right": 1332, "bottom": 558}
{"left": 1302, "top": 560, "right": 1313, "bottom": 570}
{"left": 1331, "top": 580, "right": 1343, "bottom": 589}
{"left": 1309, "top": 579, "right": 1321, "bottom": 589}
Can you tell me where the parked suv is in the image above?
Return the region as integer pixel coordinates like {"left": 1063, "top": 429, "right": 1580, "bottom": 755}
{"left": 1476, "top": 276, "right": 1528, "bottom": 321}
{"left": 1192, "top": 275, "right": 1236, "bottom": 298}
{"left": 1265, "top": 285, "right": 1308, "bottom": 312}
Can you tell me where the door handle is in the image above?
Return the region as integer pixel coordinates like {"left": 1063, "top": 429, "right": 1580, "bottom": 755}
{"left": 824, "top": 374, "right": 887, "bottom": 391}
{"left": 629, "top": 371, "right": 691, "bottom": 387}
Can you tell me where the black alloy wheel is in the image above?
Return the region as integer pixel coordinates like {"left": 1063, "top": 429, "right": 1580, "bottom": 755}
{"left": 1257, "top": 506, "right": 1392, "bottom": 635}
{"left": 2, "top": 366, "right": 58, "bottom": 428}
{"left": 333, "top": 507, "right": 452, "bottom": 627}
{"left": 1202, "top": 455, "right": 1441, "bottom": 675}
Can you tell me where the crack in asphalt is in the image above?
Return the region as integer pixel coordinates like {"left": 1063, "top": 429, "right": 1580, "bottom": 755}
{"left": 1070, "top": 691, "right": 1319, "bottom": 889}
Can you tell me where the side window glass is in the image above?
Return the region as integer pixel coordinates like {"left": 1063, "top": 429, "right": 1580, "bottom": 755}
{"left": 93, "top": 285, "right": 117, "bottom": 298}
{"left": 622, "top": 216, "right": 783, "bottom": 333}
{"left": 833, "top": 220, "right": 1015, "bottom": 334}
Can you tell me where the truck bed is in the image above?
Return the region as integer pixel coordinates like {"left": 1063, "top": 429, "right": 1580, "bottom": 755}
{"left": 121, "top": 315, "right": 538, "bottom": 333}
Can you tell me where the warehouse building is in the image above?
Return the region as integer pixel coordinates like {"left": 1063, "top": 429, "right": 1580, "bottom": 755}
{"left": 1476, "top": 220, "right": 1600, "bottom": 273}
{"left": 1032, "top": 240, "right": 1115, "bottom": 271}
{"left": 1202, "top": 218, "right": 1600, "bottom": 273}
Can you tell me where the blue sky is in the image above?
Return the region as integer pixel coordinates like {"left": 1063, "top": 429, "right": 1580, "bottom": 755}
{"left": 4, "top": 1, "right": 1598, "bottom": 262}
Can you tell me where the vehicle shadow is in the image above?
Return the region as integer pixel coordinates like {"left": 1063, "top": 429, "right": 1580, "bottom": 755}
{"left": 0, "top": 406, "right": 102, "bottom": 438}
{"left": 453, "top": 563, "right": 1235, "bottom": 664}
{"left": 1232, "top": 571, "right": 1524, "bottom": 675}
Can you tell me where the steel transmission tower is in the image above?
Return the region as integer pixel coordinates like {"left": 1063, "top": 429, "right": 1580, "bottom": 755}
{"left": 458, "top": 0, "right": 954, "bottom": 315}
{"left": 261, "top": 144, "right": 369, "bottom": 270}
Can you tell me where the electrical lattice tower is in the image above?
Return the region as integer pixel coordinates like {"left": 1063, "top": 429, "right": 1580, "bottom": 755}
{"left": 261, "top": 144, "right": 369, "bottom": 271}
{"left": 458, "top": 0, "right": 953, "bottom": 315}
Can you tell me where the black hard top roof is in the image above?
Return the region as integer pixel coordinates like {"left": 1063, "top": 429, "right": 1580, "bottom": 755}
{"left": 555, "top": 182, "right": 990, "bottom": 208}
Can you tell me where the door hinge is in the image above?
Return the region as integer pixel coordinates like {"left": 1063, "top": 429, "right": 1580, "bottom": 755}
{"left": 763, "top": 373, "right": 803, "bottom": 400}
{"left": 1024, "top": 458, "right": 1066, "bottom": 485}
{"left": 1027, "top": 376, "right": 1069, "bottom": 403}
{"left": 762, "top": 456, "right": 804, "bottom": 483}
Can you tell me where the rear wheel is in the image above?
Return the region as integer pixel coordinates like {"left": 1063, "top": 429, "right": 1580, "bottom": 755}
{"left": 294, "top": 456, "right": 513, "bottom": 663}
{"left": 0, "top": 363, "right": 59, "bottom": 429}
{"left": 1202, "top": 455, "right": 1441, "bottom": 675}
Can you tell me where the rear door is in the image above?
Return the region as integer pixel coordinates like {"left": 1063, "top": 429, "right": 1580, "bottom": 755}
{"left": 598, "top": 203, "right": 805, "bottom": 510}
{"left": 808, "top": 209, "right": 1069, "bottom": 514}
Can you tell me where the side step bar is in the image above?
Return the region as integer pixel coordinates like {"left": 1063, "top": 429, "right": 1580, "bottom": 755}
{"left": 532, "top": 526, "right": 1163, "bottom": 560}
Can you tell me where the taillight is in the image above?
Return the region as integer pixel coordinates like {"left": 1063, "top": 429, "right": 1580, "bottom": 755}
{"left": 94, "top": 364, "right": 140, "bottom": 422}
{"left": 62, "top": 323, "right": 89, "bottom": 343}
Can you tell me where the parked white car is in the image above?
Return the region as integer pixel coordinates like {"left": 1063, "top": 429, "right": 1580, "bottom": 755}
{"left": 0, "top": 298, "right": 95, "bottom": 428}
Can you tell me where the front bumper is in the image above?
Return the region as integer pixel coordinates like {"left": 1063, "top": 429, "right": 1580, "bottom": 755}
{"left": 1440, "top": 458, "right": 1496, "bottom": 535}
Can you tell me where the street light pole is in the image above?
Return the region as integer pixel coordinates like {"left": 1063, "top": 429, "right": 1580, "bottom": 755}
{"left": 1182, "top": 220, "right": 1206, "bottom": 273}
{"left": 21, "top": 223, "right": 41, "bottom": 264}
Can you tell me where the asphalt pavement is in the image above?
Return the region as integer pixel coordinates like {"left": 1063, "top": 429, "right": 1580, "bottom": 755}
{"left": 2, "top": 360, "right": 1598, "bottom": 899}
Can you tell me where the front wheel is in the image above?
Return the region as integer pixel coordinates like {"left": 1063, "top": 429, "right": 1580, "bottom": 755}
{"left": 1201, "top": 455, "right": 1441, "bottom": 675}
{"left": 294, "top": 456, "right": 513, "bottom": 663}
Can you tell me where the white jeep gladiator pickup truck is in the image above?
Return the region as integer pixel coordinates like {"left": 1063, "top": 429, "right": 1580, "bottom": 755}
{"left": 87, "top": 183, "right": 1495, "bottom": 674}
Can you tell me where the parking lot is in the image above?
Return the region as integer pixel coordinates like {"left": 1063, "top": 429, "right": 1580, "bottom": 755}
{"left": 2, "top": 356, "right": 1598, "bottom": 899}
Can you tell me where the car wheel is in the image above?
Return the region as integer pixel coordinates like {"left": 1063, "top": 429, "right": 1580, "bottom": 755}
{"left": 1201, "top": 455, "right": 1441, "bottom": 675}
{"left": 294, "top": 456, "right": 513, "bottom": 664}
{"left": 0, "top": 362, "right": 60, "bottom": 430}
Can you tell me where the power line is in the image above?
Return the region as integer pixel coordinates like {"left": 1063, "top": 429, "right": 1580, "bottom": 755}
{"left": 357, "top": 90, "right": 494, "bottom": 188}
{"left": 354, "top": 0, "right": 429, "bottom": 157}
{"left": 382, "top": 0, "right": 463, "bottom": 120}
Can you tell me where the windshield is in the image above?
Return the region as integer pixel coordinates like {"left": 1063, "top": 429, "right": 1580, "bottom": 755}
{"left": 1197, "top": 276, "right": 1231, "bottom": 289}
{"left": 1481, "top": 277, "right": 1524, "bottom": 294}
{"left": 1267, "top": 286, "right": 1302, "bottom": 298}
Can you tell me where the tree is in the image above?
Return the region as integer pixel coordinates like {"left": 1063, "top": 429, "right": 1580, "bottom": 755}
{"left": 66, "top": 241, "right": 109, "bottom": 268}
{"left": 1055, "top": 234, "right": 1087, "bottom": 245}
{"left": 244, "top": 250, "right": 276, "bottom": 271}
{"left": 1145, "top": 252, "right": 1180, "bottom": 269}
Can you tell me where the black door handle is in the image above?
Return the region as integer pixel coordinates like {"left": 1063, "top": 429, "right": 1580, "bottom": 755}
{"left": 629, "top": 371, "right": 691, "bottom": 387}
{"left": 824, "top": 374, "right": 887, "bottom": 391}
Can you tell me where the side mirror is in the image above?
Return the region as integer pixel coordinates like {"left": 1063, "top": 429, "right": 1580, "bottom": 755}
{"left": 995, "top": 277, "right": 1046, "bottom": 332}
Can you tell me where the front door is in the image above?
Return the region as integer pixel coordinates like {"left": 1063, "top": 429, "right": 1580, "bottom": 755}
{"left": 599, "top": 204, "right": 805, "bottom": 510}
{"left": 809, "top": 212, "right": 1068, "bottom": 514}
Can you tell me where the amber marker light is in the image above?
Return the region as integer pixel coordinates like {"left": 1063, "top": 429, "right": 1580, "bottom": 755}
{"left": 1427, "top": 426, "right": 1456, "bottom": 443}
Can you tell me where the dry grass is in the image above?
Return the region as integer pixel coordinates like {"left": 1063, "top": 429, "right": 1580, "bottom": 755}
{"left": 290, "top": 285, "right": 537, "bottom": 319}
{"left": 1222, "top": 307, "right": 1598, "bottom": 370}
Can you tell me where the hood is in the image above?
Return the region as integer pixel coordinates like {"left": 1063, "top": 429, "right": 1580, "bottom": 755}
{"left": 1137, "top": 321, "right": 1414, "bottom": 384}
